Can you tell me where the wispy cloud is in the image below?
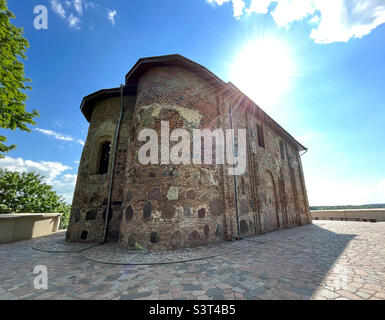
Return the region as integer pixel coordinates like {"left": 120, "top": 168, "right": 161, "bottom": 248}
{"left": 73, "top": 0, "right": 83, "bottom": 16}
{"left": 35, "top": 128, "right": 84, "bottom": 146}
{"left": 0, "top": 156, "right": 76, "bottom": 203}
{"left": 84, "top": 2, "right": 97, "bottom": 10}
{"left": 107, "top": 9, "right": 117, "bottom": 26}
{"left": 206, "top": 0, "right": 385, "bottom": 44}
{"left": 68, "top": 13, "right": 81, "bottom": 29}
{"left": 51, "top": 0, "right": 66, "bottom": 18}
{"left": 50, "top": 0, "right": 111, "bottom": 30}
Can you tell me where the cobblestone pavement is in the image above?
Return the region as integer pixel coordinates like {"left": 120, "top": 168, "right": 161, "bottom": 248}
{"left": 1, "top": 221, "right": 384, "bottom": 300}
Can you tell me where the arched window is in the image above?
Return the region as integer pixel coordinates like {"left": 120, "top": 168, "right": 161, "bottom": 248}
{"left": 279, "top": 140, "right": 285, "bottom": 160}
{"left": 98, "top": 141, "right": 111, "bottom": 174}
{"left": 257, "top": 124, "right": 265, "bottom": 148}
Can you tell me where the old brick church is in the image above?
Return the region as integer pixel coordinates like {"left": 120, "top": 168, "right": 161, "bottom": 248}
{"left": 66, "top": 54, "right": 311, "bottom": 249}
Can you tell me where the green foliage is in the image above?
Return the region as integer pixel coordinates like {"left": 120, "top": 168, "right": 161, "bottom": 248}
{"left": 0, "top": 169, "right": 71, "bottom": 229}
{"left": 57, "top": 202, "right": 71, "bottom": 230}
{"left": 0, "top": 0, "right": 39, "bottom": 157}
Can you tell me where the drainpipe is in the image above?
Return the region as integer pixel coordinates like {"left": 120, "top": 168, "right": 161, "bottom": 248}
{"left": 100, "top": 84, "right": 125, "bottom": 244}
{"left": 229, "top": 106, "right": 241, "bottom": 238}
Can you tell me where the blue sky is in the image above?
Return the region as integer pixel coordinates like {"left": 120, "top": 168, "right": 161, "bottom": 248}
{"left": 1, "top": 0, "right": 384, "bottom": 205}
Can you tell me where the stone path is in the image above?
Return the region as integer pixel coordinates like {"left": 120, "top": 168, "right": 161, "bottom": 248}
{"left": 0, "top": 221, "right": 384, "bottom": 300}
{"left": 32, "top": 233, "right": 97, "bottom": 253}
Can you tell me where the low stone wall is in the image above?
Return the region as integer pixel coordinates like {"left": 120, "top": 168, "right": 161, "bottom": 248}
{"left": 310, "top": 209, "right": 385, "bottom": 222}
{"left": 0, "top": 213, "right": 61, "bottom": 244}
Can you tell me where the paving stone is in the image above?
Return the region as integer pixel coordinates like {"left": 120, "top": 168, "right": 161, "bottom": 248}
{"left": 318, "top": 289, "right": 340, "bottom": 299}
{"left": 356, "top": 291, "right": 371, "bottom": 299}
{"left": 0, "top": 221, "right": 384, "bottom": 300}
{"left": 183, "top": 285, "right": 202, "bottom": 291}
{"left": 206, "top": 288, "right": 224, "bottom": 297}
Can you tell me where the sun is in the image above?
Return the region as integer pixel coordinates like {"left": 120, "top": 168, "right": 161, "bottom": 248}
{"left": 230, "top": 37, "right": 294, "bottom": 109}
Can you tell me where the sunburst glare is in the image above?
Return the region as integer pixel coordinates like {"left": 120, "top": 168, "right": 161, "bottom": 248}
{"left": 230, "top": 37, "right": 295, "bottom": 109}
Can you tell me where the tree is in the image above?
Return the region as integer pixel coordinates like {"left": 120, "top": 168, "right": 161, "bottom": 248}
{"left": 0, "top": 169, "right": 71, "bottom": 229}
{"left": 0, "top": 0, "right": 39, "bottom": 157}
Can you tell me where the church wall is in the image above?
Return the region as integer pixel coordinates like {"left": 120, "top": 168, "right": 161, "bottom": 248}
{"left": 67, "top": 64, "right": 311, "bottom": 249}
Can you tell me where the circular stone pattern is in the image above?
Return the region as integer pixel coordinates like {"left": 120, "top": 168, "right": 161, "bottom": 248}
{"left": 249, "top": 220, "right": 254, "bottom": 233}
{"left": 240, "top": 199, "right": 249, "bottom": 214}
{"left": 198, "top": 208, "right": 205, "bottom": 218}
{"left": 240, "top": 219, "right": 249, "bottom": 235}
{"left": 128, "top": 235, "right": 136, "bottom": 247}
{"left": 74, "top": 208, "right": 81, "bottom": 223}
{"left": 215, "top": 223, "right": 223, "bottom": 236}
{"left": 143, "top": 201, "right": 152, "bottom": 221}
{"left": 188, "top": 230, "right": 200, "bottom": 241}
{"left": 185, "top": 189, "right": 196, "bottom": 200}
{"left": 209, "top": 198, "right": 223, "bottom": 216}
{"left": 204, "top": 224, "right": 209, "bottom": 237}
{"left": 150, "top": 231, "right": 160, "bottom": 243}
{"left": 169, "top": 231, "right": 182, "bottom": 248}
{"left": 125, "top": 205, "right": 134, "bottom": 221}
{"left": 183, "top": 204, "right": 191, "bottom": 217}
{"left": 161, "top": 202, "right": 176, "bottom": 219}
{"left": 147, "top": 188, "right": 160, "bottom": 201}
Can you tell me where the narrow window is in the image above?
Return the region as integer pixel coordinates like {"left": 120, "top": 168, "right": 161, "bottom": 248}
{"left": 98, "top": 141, "right": 111, "bottom": 174}
{"left": 257, "top": 124, "right": 265, "bottom": 148}
{"left": 279, "top": 140, "right": 285, "bottom": 160}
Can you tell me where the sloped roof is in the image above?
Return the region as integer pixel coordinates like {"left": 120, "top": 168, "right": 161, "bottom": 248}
{"left": 79, "top": 54, "right": 306, "bottom": 151}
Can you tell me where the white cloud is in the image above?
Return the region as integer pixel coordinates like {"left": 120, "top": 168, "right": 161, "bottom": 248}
{"left": 72, "top": 0, "right": 83, "bottom": 16}
{"left": 35, "top": 128, "right": 84, "bottom": 146}
{"left": 310, "top": 0, "right": 385, "bottom": 43}
{"left": 309, "top": 14, "right": 320, "bottom": 24}
{"left": 35, "top": 128, "right": 73, "bottom": 142}
{"left": 247, "top": 0, "right": 273, "bottom": 14}
{"left": 107, "top": 9, "right": 117, "bottom": 25}
{"left": 207, "top": 0, "right": 245, "bottom": 18}
{"left": 270, "top": 0, "right": 316, "bottom": 27}
{"left": 0, "top": 156, "right": 76, "bottom": 203}
{"left": 51, "top": 0, "right": 66, "bottom": 18}
{"left": 0, "top": 156, "right": 70, "bottom": 184}
{"left": 51, "top": 173, "right": 77, "bottom": 203}
{"left": 51, "top": 0, "right": 81, "bottom": 29}
{"left": 68, "top": 13, "right": 81, "bottom": 29}
{"left": 84, "top": 1, "right": 97, "bottom": 10}
{"left": 232, "top": 0, "right": 246, "bottom": 18}
{"left": 206, "top": 0, "right": 385, "bottom": 43}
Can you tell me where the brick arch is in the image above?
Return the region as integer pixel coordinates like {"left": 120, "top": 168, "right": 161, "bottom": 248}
{"left": 263, "top": 170, "right": 280, "bottom": 231}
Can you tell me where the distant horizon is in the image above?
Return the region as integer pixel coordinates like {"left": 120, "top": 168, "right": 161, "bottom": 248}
{"left": 310, "top": 203, "right": 385, "bottom": 209}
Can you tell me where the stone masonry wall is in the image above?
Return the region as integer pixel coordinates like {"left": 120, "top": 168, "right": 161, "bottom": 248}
{"left": 119, "top": 66, "right": 226, "bottom": 250}
{"left": 67, "top": 64, "right": 311, "bottom": 249}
